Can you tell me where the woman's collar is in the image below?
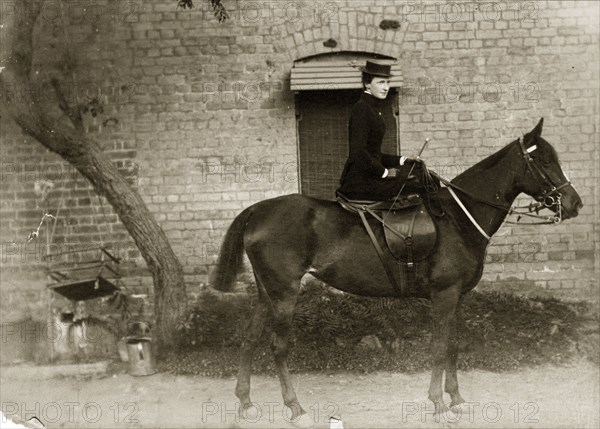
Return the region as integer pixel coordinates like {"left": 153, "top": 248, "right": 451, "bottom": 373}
{"left": 361, "top": 91, "right": 386, "bottom": 106}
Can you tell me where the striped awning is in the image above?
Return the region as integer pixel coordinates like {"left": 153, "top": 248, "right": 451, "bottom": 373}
{"left": 290, "top": 60, "right": 402, "bottom": 91}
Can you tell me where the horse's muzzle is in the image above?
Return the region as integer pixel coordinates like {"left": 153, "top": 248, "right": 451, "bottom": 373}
{"left": 562, "top": 198, "right": 583, "bottom": 219}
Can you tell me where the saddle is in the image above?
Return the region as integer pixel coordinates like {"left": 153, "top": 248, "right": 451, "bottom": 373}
{"left": 336, "top": 191, "right": 437, "bottom": 296}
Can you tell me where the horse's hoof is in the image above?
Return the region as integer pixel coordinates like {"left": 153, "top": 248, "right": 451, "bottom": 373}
{"left": 449, "top": 395, "right": 466, "bottom": 409}
{"left": 291, "top": 413, "right": 315, "bottom": 428}
{"left": 435, "top": 403, "right": 451, "bottom": 415}
{"left": 450, "top": 401, "right": 470, "bottom": 416}
{"left": 240, "top": 404, "right": 261, "bottom": 422}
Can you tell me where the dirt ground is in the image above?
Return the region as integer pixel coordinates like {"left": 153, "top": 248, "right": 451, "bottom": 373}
{"left": 1, "top": 359, "right": 598, "bottom": 429}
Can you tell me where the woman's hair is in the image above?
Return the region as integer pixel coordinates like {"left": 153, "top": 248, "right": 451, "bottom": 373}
{"left": 361, "top": 72, "right": 375, "bottom": 89}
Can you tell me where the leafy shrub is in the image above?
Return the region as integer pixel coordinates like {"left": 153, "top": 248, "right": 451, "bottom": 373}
{"left": 158, "top": 282, "right": 598, "bottom": 376}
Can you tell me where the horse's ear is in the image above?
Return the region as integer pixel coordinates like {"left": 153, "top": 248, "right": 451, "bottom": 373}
{"left": 524, "top": 118, "right": 544, "bottom": 143}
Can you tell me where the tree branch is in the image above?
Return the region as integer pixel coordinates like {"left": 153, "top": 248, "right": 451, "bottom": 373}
{"left": 51, "top": 78, "right": 83, "bottom": 131}
{"left": 0, "top": 0, "right": 41, "bottom": 79}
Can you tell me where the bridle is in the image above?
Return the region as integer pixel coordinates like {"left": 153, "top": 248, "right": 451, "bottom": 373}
{"left": 509, "top": 137, "right": 572, "bottom": 224}
{"left": 441, "top": 137, "right": 572, "bottom": 239}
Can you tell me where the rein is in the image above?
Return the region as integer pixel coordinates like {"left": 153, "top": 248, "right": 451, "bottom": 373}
{"left": 504, "top": 202, "right": 562, "bottom": 225}
{"left": 447, "top": 186, "right": 492, "bottom": 240}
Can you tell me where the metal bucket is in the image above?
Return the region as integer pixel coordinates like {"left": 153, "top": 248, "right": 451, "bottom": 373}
{"left": 125, "top": 337, "right": 155, "bottom": 376}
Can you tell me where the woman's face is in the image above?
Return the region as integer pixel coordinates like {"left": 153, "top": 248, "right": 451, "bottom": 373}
{"left": 366, "top": 77, "right": 390, "bottom": 99}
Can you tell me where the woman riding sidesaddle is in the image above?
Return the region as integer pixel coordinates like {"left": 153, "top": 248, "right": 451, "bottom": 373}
{"left": 337, "top": 60, "right": 435, "bottom": 201}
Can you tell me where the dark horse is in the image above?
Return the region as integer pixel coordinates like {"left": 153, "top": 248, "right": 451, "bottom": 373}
{"left": 211, "top": 119, "right": 583, "bottom": 426}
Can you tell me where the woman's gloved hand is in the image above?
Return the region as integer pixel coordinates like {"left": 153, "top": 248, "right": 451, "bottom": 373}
{"left": 385, "top": 168, "right": 400, "bottom": 179}
{"left": 386, "top": 168, "right": 401, "bottom": 178}
{"left": 386, "top": 167, "right": 418, "bottom": 181}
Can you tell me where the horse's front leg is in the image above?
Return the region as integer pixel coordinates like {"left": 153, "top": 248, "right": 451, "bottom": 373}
{"left": 444, "top": 298, "right": 465, "bottom": 408}
{"left": 428, "top": 284, "right": 461, "bottom": 414}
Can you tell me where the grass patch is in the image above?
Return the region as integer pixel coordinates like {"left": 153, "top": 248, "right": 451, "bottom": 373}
{"left": 157, "top": 283, "right": 598, "bottom": 377}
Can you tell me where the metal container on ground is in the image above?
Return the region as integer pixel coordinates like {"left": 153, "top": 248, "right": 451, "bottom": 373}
{"left": 125, "top": 336, "right": 155, "bottom": 376}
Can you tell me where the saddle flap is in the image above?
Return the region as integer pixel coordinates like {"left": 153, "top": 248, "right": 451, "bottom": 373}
{"left": 382, "top": 204, "right": 437, "bottom": 262}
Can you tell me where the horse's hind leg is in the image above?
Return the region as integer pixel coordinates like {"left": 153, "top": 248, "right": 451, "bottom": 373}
{"left": 235, "top": 281, "right": 269, "bottom": 411}
{"left": 270, "top": 286, "right": 311, "bottom": 424}
{"left": 245, "top": 253, "right": 310, "bottom": 425}
{"left": 244, "top": 229, "right": 311, "bottom": 425}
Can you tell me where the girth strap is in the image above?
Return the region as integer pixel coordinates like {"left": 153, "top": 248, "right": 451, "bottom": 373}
{"left": 357, "top": 210, "right": 404, "bottom": 296}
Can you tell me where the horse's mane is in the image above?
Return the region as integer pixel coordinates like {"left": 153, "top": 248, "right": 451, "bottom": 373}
{"left": 451, "top": 140, "right": 517, "bottom": 183}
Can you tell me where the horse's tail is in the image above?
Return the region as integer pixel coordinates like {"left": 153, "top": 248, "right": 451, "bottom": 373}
{"left": 210, "top": 205, "right": 253, "bottom": 292}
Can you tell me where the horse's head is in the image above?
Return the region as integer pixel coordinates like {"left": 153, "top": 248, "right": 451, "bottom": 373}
{"left": 515, "top": 118, "right": 583, "bottom": 220}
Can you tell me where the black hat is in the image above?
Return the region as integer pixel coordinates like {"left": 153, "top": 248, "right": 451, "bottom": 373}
{"left": 358, "top": 60, "right": 393, "bottom": 78}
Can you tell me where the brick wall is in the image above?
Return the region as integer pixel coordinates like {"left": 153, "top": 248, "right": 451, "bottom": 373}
{"left": 1, "top": 0, "right": 598, "bottom": 328}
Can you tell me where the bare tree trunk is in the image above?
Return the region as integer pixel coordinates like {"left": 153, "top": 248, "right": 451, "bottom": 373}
{"left": 0, "top": 0, "right": 187, "bottom": 353}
